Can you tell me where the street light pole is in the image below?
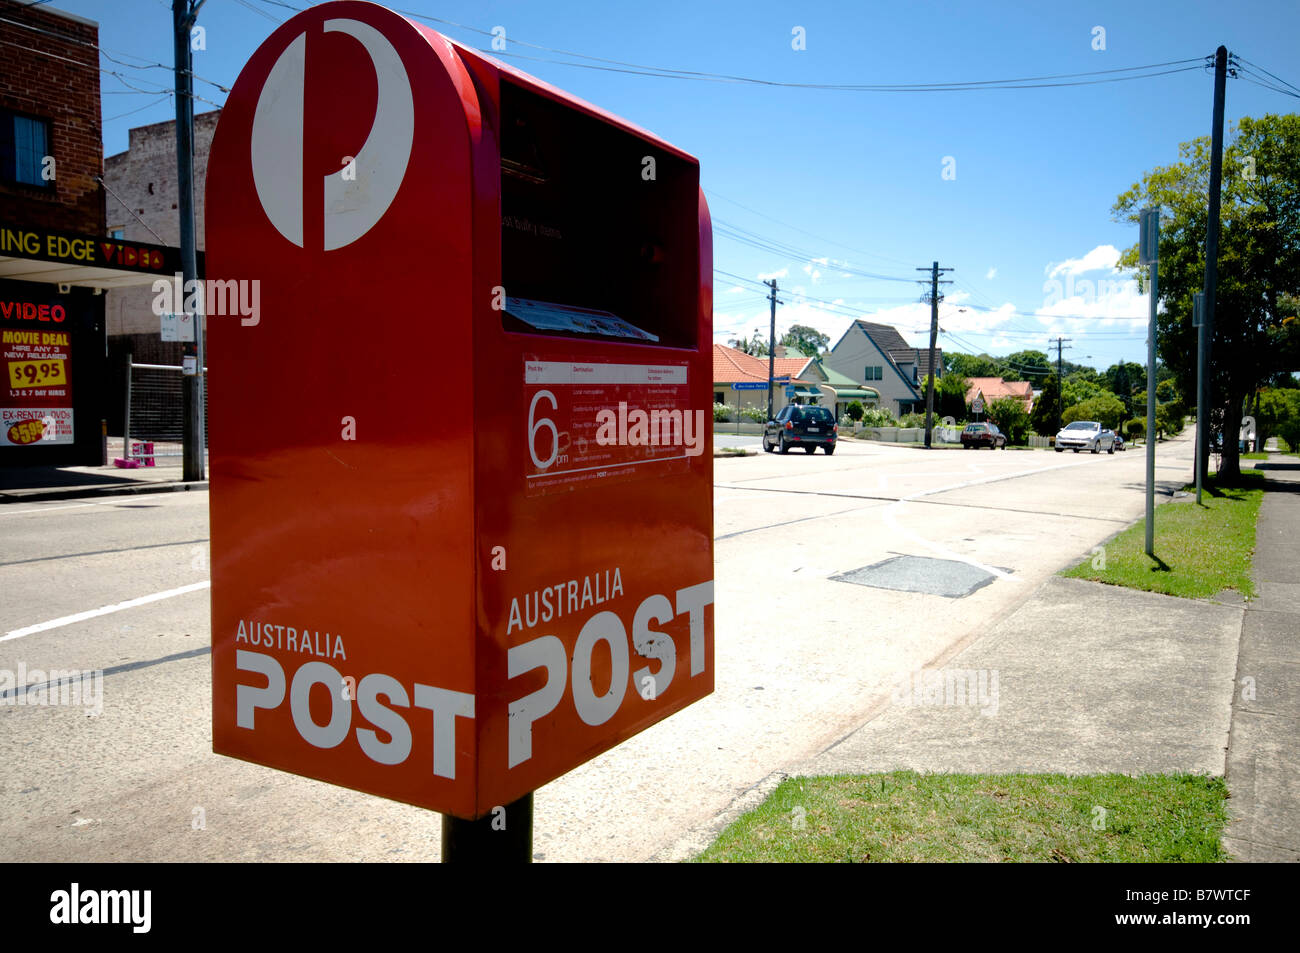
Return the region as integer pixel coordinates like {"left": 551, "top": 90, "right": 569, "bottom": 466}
{"left": 1140, "top": 208, "right": 1160, "bottom": 558}
{"left": 764, "top": 280, "right": 781, "bottom": 421}
{"left": 173, "top": 0, "right": 206, "bottom": 481}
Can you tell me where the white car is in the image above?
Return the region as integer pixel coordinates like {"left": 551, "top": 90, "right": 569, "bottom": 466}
{"left": 1055, "top": 420, "right": 1115, "bottom": 454}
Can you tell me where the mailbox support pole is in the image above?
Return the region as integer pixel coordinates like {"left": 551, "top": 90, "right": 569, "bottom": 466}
{"left": 441, "top": 793, "right": 533, "bottom": 863}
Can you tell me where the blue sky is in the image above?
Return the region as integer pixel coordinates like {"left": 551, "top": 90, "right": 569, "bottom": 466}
{"left": 45, "top": 0, "right": 1300, "bottom": 372}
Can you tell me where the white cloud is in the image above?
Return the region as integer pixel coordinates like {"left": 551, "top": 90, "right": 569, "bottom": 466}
{"left": 757, "top": 267, "right": 788, "bottom": 281}
{"left": 985, "top": 267, "right": 997, "bottom": 280}
{"left": 725, "top": 285, "right": 745, "bottom": 295}
{"left": 1046, "top": 244, "right": 1122, "bottom": 278}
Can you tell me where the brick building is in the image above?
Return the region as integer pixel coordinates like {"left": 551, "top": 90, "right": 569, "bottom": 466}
{"left": 0, "top": 0, "right": 191, "bottom": 466}
{"left": 0, "top": 0, "right": 106, "bottom": 465}
{"left": 0, "top": 0, "right": 103, "bottom": 235}
{"left": 103, "top": 110, "right": 219, "bottom": 356}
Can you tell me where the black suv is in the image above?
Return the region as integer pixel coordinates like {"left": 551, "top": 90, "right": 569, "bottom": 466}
{"left": 764, "top": 404, "right": 837, "bottom": 454}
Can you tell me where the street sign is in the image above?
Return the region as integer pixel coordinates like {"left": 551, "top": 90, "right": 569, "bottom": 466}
{"left": 1139, "top": 208, "right": 1160, "bottom": 265}
{"left": 732, "top": 381, "right": 767, "bottom": 390}
{"left": 160, "top": 312, "right": 195, "bottom": 342}
{"left": 972, "top": 397, "right": 984, "bottom": 414}
{"left": 785, "top": 385, "right": 796, "bottom": 398}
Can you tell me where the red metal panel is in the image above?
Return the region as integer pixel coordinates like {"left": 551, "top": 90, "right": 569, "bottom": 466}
{"left": 208, "top": 1, "right": 712, "bottom": 819}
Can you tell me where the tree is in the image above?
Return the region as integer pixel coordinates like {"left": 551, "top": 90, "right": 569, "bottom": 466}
{"left": 1031, "top": 373, "right": 1062, "bottom": 435}
{"left": 727, "top": 332, "right": 769, "bottom": 357}
{"left": 779, "top": 324, "right": 830, "bottom": 357}
{"left": 1062, "top": 374, "right": 1107, "bottom": 409}
{"left": 934, "top": 371, "right": 971, "bottom": 420}
{"left": 1062, "top": 393, "right": 1127, "bottom": 430}
{"left": 1001, "top": 350, "right": 1052, "bottom": 382}
{"left": 1156, "top": 378, "right": 1181, "bottom": 403}
{"left": 1103, "top": 361, "right": 1145, "bottom": 416}
{"left": 846, "top": 400, "right": 865, "bottom": 422}
{"left": 1256, "top": 388, "right": 1300, "bottom": 450}
{"left": 988, "top": 396, "right": 1031, "bottom": 445}
{"left": 1113, "top": 113, "right": 1300, "bottom": 482}
{"left": 945, "top": 352, "right": 1003, "bottom": 378}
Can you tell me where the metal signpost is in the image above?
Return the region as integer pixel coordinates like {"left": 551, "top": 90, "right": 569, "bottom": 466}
{"left": 1140, "top": 208, "right": 1160, "bottom": 557}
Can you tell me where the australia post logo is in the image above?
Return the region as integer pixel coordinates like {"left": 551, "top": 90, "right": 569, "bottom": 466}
{"left": 249, "top": 16, "right": 414, "bottom": 250}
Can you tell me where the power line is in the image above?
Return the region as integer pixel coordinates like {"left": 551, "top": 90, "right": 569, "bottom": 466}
{"left": 1233, "top": 56, "right": 1300, "bottom": 96}
{"left": 705, "top": 187, "right": 916, "bottom": 269}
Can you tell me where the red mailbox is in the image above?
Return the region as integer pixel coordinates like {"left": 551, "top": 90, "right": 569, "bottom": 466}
{"left": 206, "top": 1, "right": 713, "bottom": 819}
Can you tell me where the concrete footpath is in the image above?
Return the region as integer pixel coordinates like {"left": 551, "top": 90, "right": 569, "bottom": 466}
{"left": 0, "top": 459, "right": 206, "bottom": 504}
{"left": 745, "top": 454, "right": 1298, "bottom": 863}
{"left": 1223, "top": 459, "right": 1300, "bottom": 861}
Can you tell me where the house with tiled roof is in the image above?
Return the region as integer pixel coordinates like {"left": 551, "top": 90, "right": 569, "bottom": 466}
{"left": 965, "top": 377, "right": 1034, "bottom": 415}
{"left": 824, "top": 320, "right": 941, "bottom": 417}
{"left": 712, "top": 343, "right": 838, "bottom": 417}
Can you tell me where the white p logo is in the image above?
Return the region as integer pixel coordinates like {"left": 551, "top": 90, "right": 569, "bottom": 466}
{"left": 250, "top": 18, "right": 414, "bottom": 250}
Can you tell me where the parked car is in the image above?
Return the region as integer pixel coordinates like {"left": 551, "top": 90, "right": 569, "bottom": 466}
{"left": 961, "top": 422, "right": 1006, "bottom": 449}
{"left": 1055, "top": 420, "right": 1114, "bottom": 454}
{"left": 764, "top": 404, "right": 837, "bottom": 454}
{"left": 1103, "top": 429, "right": 1126, "bottom": 451}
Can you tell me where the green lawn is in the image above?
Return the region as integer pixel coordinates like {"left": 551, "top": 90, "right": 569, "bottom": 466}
{"left": 694, "top": 771, "right": 1229, "bottom": 863}
{"left": 1060, "top": 473, "right": 1263, "bottom": 600}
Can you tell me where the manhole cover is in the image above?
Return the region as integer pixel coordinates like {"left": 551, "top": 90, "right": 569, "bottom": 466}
{"left": 831, "top": 555, "right": 1005, "bottom": 598}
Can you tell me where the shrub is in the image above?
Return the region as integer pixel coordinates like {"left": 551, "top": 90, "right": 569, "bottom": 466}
{"left": 713, "top": 402, "right": 732, "bottom": 422}
{"left": 846, "top": 400, "right": 865, "bottom": 422}
{"left": 988, "top": 396, "right": 1031, "bottom": 445}
{"left": 1125, "top": 418, "right": 1146, "bottom": 441}
{"left": 898, "top": 412, "right": 927, "bottom": 429}
{"left": 740, "top": 406, "right": 766, "bottom": 423}
{"left": 860, "top": 406, "right": 897, "bottom": 427}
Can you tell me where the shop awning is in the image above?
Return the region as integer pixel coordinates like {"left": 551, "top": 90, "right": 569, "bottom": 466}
{"left": 830, "top": 387, "right": 879, "bottom": 399}
{"left": 0, "top": 223, "right": 202, "bottom": 290}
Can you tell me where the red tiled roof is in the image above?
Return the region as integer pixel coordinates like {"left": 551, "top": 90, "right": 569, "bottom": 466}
{"left": 771, "top": 357, "right": 814, "bottom": 380}
{"left": 966, "top": 376, "right": 1034, "bottom": 406}
{"left": 712, "top": 343, "right": 769, "bottom": 383}
{"left": 713, "top": 345, "right": 822, "bottom": 384}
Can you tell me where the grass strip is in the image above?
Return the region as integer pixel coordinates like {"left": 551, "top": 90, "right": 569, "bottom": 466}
{"left": 694, "top": 771, "right": 1228, "bottom": 863}
{"left": 1060, "top": 472, "right": 1263, "bottom": 600}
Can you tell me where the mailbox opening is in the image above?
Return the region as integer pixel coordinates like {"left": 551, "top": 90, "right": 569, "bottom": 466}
{"left": 499, "top": 80, "right": 699, "bottom": 350}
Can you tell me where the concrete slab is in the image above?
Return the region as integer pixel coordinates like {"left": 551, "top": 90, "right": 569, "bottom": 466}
{"left": 796, "top": 575, "right": 1242, "bottom": 778}
{"left": 1224, "top": 459, "right": 1300, "bottom": 862}
{"left": 1225, "top": 716, "right": 1300, "bottom": 854}
{"left": 831, "top": 554, "right": 1002, "bottom": 598}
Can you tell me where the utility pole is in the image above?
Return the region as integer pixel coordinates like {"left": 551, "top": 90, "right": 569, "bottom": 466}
{"left": 764, "top": 279, "right": 782, "bottom": 421}
{"left": 1051, "top": 337, "right": 1072, "bottom": 433}
{"left": 1197, "top": 46, "right": 1229, "bottom": 495}
{"left": 1140, "top": 208, "right": 1160, "bottom": 558}
{"left": 917, "top": 262, "right": 953, "bottom": 448}
{"left": 174, "top": 0, "right": 206, "bottom": 481}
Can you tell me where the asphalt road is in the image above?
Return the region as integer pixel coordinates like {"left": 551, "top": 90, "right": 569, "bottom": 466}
{"left": 0, "top": 433, "right": 1196, "bottom": 862}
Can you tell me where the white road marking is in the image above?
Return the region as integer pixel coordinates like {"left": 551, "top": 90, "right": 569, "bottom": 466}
{"left": 0, "top": 500, "right": 118, "bottom": 517}
{"left": 1, "top": 580, "right": 211, "bottom": 642}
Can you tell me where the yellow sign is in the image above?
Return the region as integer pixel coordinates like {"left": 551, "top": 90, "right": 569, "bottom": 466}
{"left": 7, "top": 359, "right": 66, "bottom": 388}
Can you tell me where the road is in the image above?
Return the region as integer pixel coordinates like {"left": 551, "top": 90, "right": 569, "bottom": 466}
{"left": 0, "top": 433, "right": 1195, "bottom": 861}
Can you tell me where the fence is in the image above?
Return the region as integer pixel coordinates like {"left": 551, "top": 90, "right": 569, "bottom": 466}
{"left": 123, "top": 358, "right": 207, "bottom": 465}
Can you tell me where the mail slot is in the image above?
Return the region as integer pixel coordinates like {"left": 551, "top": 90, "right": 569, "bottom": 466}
{"left": 206, "top": 0, "right": 713, "bottom": 819}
